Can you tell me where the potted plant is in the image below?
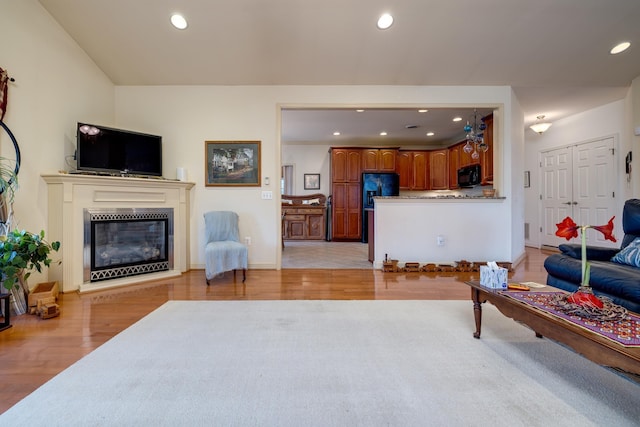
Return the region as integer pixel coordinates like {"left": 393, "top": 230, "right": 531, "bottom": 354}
{"left": 0, "top": 156, "right": 60, "bottom": 315}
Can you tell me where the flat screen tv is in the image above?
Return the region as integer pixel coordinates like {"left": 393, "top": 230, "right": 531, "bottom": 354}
{"left": 76, "top": 122, "right": 163, "bottom": 177}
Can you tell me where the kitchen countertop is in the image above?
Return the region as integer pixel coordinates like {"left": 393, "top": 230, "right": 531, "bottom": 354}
{"left": 374, "top": 195, "right": 506, "bottom": 200}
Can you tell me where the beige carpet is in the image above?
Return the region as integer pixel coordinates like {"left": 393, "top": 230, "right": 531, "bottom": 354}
{"left": 282, "top": 241, "right": 371, "bottom": 269}
{"left": 2, "top": 300, "right": 639, "bottom": 426}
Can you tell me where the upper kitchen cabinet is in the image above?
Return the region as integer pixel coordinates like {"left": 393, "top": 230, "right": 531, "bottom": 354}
{"left": 480, "top": 114, "right": 493, "bottom": 185}
{"left": 429, "top": 149, "right": 449, "bottom": 190}
{"left": 361, "top": 148, "right": 398, "bottom": 172}
{"left": 397, "top": 151, "right": 429, "bottom": 190}
{"left": 331, "top": 148, "right": 362, "bottom": 182}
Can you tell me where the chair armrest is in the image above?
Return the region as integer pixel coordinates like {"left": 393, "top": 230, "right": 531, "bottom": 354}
{"left": 559, "top": 243, "right": 619, "bottom": 261}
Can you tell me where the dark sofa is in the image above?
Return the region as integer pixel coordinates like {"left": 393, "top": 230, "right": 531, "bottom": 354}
{"left": 544, "top": 199, "right": 640, "bottom": 313}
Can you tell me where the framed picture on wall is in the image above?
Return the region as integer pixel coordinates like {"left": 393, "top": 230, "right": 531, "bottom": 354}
{"left": 205, "top": 141, "right": 261, "bottom": 186}
{"left": 304, "top": 173, "right": 320, "bottom": 190}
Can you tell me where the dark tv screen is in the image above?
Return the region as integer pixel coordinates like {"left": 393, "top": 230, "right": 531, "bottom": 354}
{"left": 76, "top": 123, "right": 162, "bottom": 177}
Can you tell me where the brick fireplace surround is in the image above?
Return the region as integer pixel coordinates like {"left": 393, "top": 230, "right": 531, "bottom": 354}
{"left": 42, "top": 173, "right": 194, "bottom": 293}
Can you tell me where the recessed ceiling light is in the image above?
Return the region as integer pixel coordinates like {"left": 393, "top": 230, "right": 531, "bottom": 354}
{"left": 356, "top": 109, "right": 365, "bottom": 113}
{"left": 170, "top": 14, "right": 188, "bottom": 30}
{"left": 418, "top": 109, "right": 428, "bottom": 113}
{"left": 426, "top": 132, "right": 435, "bottom": 136}
{"left": 333, "top": 131, "right": 341, "bottom": 136}
{"left": 377, "top": 13, "right": 393, "bottom": 30}
{"left": 452, "top": 117, "right": 463, "bottom": 122}
{"left": 610, "top": 41, "right": 631, "bottom": 54}
{"left": 380, "top": 131, "right": 388, "bottom": 136}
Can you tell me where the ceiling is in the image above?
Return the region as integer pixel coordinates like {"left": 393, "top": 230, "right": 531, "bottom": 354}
{"left": 38, "top": 0, "right": 640, "bottom": 145}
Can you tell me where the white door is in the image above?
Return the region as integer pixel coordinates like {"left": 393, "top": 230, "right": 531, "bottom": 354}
{"left": 540, "top": 137, "right": 616, "bottom": 248}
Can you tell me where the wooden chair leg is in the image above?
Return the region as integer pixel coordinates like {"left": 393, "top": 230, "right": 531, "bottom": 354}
{"left": 242, "top": 269, "right": 246, "bottom": 282}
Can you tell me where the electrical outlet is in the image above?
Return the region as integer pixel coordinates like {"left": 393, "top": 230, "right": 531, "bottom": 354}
{"left": 261, "top": 191, "right": 273, "bottom": 200}
{"left": 245, "top": 236, "right": 251, "bottom": 245}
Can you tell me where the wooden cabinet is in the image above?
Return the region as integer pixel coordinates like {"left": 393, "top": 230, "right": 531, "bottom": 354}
{"left": 448, "top": 144, "right": 461, "bottom": 189}
{"left": 331, "top": 182, "right": 361, "bottom": 240}
{"left": 480, "top": 114, "right": 494, "bottom": 185}
{"left": 282, "top": 207, "right": 326, "bottom": 240}
{"left": 331, "top": 148, "right": 362, "bottom": 241}
{"left": 429, "top": 149, "right": 449, "bottom": 190}
{"left": 362, "top": 148, "right": 397, "bottom": 172}
{"left": 331, "top": 148, "right": 362, "bottom": 182}
{"left": 396, "top": 151, "right": 429, "bottom": 190}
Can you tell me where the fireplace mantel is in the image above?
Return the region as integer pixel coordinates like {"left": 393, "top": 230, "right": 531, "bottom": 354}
{"left": 42, "top": 173, "right": 194, "bottom": 293}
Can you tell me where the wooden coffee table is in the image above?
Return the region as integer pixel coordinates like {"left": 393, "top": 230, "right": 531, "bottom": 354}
{"left": 465, "top": 280, "right": 640, "bottom": 376}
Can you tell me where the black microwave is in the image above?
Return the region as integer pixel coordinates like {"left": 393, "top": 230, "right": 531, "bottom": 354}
{"left": 457, "top": 164, "right": 481, "bottom": 187}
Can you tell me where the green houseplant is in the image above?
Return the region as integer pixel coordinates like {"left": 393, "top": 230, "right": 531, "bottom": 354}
{"left": 0, "top": 228, "right": 60, "bottom": 292}
{"left": 0, "top": 156, "right": 60, "bottom": 315}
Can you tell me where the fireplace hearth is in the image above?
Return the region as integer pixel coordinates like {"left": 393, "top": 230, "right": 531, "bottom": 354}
{"left": 84, "top": 208, "right": 174, "bottom": 282}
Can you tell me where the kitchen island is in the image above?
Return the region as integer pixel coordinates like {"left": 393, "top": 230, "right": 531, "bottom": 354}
{"left": 372, "top": 196, "right": 510, "bottom": 269}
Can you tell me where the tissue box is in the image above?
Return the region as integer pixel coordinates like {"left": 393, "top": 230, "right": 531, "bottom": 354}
{"left": 480, "top": 265, "right": 508, "bottom": 289}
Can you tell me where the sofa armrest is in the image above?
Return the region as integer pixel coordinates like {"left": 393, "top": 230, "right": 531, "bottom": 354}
{"left": 559, "top": 243, "right": 619, "bottom": 261}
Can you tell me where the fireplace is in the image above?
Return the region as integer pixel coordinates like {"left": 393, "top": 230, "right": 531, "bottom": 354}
{"left": 84, "top": 208, "right": 174, "bottom": 282}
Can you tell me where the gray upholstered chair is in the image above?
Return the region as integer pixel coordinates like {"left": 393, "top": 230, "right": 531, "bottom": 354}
{"left": 203, "top": 211, "right": 247, "bottom": 283}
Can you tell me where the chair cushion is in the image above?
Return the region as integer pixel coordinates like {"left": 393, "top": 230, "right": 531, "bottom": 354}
{"left": 611, "top": 237, "right": 640, "bottom": 268}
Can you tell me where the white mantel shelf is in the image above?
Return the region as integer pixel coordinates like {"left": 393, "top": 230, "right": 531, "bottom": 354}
{"left": 42, "top": 173, "right": 195, "bottom": 293}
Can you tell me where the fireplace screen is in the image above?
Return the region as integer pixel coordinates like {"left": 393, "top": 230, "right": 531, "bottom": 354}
{"left": 84, "top": 208, "right": 174, "bottom": 282}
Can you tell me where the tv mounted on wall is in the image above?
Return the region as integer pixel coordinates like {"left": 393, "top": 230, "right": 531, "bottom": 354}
{"left": 76, "top": 123, "right": 163, "bottom": 177}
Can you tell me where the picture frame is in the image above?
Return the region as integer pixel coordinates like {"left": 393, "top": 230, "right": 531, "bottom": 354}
{"left": 304, "top": 173, "right": 320, "bottom": 190}
{"left": 524, "top": 170, "right": 531, "bottom": 188}
{"left": 205, "top": 141, "right": 261, "bottom": 187}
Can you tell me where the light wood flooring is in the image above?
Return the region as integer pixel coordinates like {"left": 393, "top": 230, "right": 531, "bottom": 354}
{"left": 0, "top": 247, "right": 552, "bottom": 414}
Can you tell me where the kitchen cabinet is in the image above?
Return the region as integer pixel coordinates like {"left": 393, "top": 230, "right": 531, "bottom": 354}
{"left": 397, "top": 150, "right": 429, "bottom": 190}
{"left": 362, "top": 148, "right": 397, "bottom": 172}
{"left": 480, "top": 114, "right": 493, "bottom": 184}
{"left": 331, "top": 148, "right": 362, "bottom": 240}
{"left": 448, "top": 142, "right": 477, "bottom": 189}
{"left": 331, "top": 182, "right": 361, "bottom": 240}
{"left": 331, "top": 148, "right": 362, "bottom": 182}
{"left": 429, "top": 149, "right": 449, "bottom": 190}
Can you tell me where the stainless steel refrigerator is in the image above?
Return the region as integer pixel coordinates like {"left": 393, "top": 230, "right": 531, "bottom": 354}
{"left": 362, "top": 172, "right": 400, "bottom": 243}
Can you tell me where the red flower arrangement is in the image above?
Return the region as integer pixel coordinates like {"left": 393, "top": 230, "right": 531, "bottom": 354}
{"left": 555, "top": 216, "right": 616, "bottom": 309}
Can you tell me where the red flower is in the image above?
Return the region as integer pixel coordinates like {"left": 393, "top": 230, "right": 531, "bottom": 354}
{"left": 555, "top": 217, "right": 579, "bottom": 240}
{"left": 592, "top": 216, "right": 617, "bottom": 243}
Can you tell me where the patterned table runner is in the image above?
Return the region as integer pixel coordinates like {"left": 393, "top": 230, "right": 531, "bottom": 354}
{"left": 501, "top": 291, "right": 640, "bottom": 347}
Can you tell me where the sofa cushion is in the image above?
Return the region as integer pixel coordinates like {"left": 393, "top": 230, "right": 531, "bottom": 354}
{"left": 611, "top": 237, "right": 640, "bottom": 268}
{"left": 559, "top": 243, "right": 619, "bottom": 261}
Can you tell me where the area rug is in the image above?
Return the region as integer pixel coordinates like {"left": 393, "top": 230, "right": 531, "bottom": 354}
{"left": 503, "top": 291, "right": 640, "bottom": 346}
{"left": 2, "top": 300, "right": 639, "bottom": 426}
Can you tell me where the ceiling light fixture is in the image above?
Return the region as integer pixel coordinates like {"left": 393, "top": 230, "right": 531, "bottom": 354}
{"left": 333, "top": 131, "right": 341, "bottom": 136}
{"left": 462, "top": 109, "right": 488, "bottom": 160}
{"left": 170, "top": 14, "right": 188, "bottom": 30}
{"left": 426, "top": 132, "right": 435, "bottom": 136}
{"left": 529, "top": 115, "right": 552, "bottom": 134}
{"left": 452, "top": 117, "right": 462, "bottom": 122}
{"left": 610, "top": 41, "right": 631, "bottom": 55}
{"left": 418, "top": 109, "right": 428, "bottom": 113}
{"left": 356, "top": 109, "right": 365, "bottom": 113}
{"left": 377, "top": 13, "right": 393, "bottom": 30}
{"left": 380, "top": 131, "right": 388, "bottom": 136}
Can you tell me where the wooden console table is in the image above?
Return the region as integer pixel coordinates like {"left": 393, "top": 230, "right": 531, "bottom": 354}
{"left": 465, "top": 280, "right": 640, "bottom": 376}
{"left": 282, "top": 194, "right": 327, "bottom": 241}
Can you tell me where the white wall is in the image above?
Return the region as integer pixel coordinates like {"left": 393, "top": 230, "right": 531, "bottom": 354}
{"left": 115, "top": 85, "right": 522, "bottom": 268}
{"left": 1, "top": 0, "right": 114, "bottom": 284}
{"left": 281, "top": 145, "right": 331, "bottom": 196}
{"left": 523, "top": 99, "right": 629, "bottom": 248}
